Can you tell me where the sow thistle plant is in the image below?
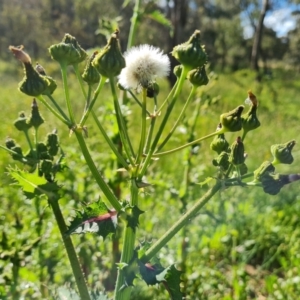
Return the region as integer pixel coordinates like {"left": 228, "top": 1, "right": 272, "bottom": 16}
{"left": 2, "top": 26, "right": 300, "bottom": 300}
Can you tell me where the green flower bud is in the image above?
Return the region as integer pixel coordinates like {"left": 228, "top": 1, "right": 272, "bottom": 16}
{"left": 212, "top": 151, "right": 230, "bottom": 170}
{"left": 229, "top": 137, "right": 245, "bottom": 166}
{"left": 220, "top": 106, "right": 244, "bottom": 132}
{"left": 40, "top": 159, "right": 53, "bottom": 174}
{"left": 260, "top": 172, "right": 292, "bottom": 195}
{"left": 187, "top": 66, "right": 209, "bottom": 87}
{"left": 210, "top": 128, "right": 229, "bottom": 154}
{"left": 14, "top": 112, "right": 32, "bottom": 132}
{"left": 146, "top": 82, "right": 159, "bottom": 98}
{"left": 171, "top": 30, "right": 208, "bottom": 70}
{"left": 11, "top": 146, "right": 23, "bottom": 161}
{"left": 253, "top": 161, "right": 275, "bottom": 182}
{"left": 173, "top": 65, "right": 183, "bottom": 78}
{"left": 46, "top": 130, "right": 59, "bottom": 156}
{"left": 242, "top": 91, "right": 260, "bottom": 133}
{"left": 239, "top": 163, "right": 248, "bottom": 176}
{"left": 92, "top": 30, "right": 126, "bottom": 78}
{"left": 5, "top": 137, "right": 17, "bottom": 149}
{"left": 37, "top": 142, "right": 51, "bottom": 160}
{"left": 27, "top": 99, "right": 44, "bottom": 129}
{"left": 20, "top": 62, "right": 50, "bottom": 97}
{"left": 82, "top": 51, "right": 101, "bottom": 85}
{"left": 49, "top": 33, "right": 87, "bottom": 66}
{"left": 9, "top": 46, "right": 52, "bottom": 96}
{"left": 271, "top": 140, "right": 296, "bottom": 165}
{"left": 35, "top": 63, "right": 57, "bottom": 96}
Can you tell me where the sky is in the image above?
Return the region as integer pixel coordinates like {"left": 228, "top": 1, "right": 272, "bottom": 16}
{"left": 243, "top": 3, "right": 300, "bottom": 38}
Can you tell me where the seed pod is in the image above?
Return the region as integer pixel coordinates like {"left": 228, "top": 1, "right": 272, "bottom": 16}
{"left": 82, "top": 51, "right": 101, "bottom": 85}
{"left": 229, "top": 137, "right": 245, "bottom": 166}
{"left": 271, "top": 140, "right": 296, "bottom": 165}
{"left": 187, "top": 65, "right": 209, "bottom": 87}
{"left": 220, "top": 106, "right": 244, "bottom": 133}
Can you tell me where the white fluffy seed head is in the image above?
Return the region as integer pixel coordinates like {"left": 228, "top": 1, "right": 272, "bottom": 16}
{"left": 118, "top": 44, "right": 170, "bottom": 91}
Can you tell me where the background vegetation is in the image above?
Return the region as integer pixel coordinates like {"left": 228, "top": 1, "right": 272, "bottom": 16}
{"left": 1, "top": 0, "right": 300, "bottom": 299}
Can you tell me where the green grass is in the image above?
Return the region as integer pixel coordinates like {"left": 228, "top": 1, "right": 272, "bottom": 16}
{"left": 1, "top": 60, "right": 300, "bottom": 299}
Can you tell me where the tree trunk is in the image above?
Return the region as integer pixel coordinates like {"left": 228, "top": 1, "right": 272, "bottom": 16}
{"left": 251, "top": 0, "right": 269, "bottom": 72}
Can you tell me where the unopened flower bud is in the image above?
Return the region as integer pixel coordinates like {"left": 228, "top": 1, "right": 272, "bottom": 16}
{"left": 92, "top": 30, "right": 125, "bottom": 78}
{"left": 40, "top": 159, "right": 53, "bottom": 174}
{"left": 35, "top": 64, "right": 57, "bottom": 95}
{"left": 253, "top": 161, "right": 275, "bottom": 182}
{"left": 14, "top": 112, "right": 32, "bottom": 132}
{"left": 28, "top": 99, "right": 44, "bottom": 129}
{"left": 271, "top": 140, "right": 296, "bottom": 165}
{"left": 174, "top": 65, "right": 183, "bottom": 78}
{"left": 9, "top": 46, "right": 51, "bottom": 96}
{"left": 46, "top": 130, "right": 59, "bottom": 156}
{"left": 220, "top": 106, "right": 244, "bottom": 132}
{"left": 260, "top": 173, "right": 293, "bottom": 195}
{"left": 82, "top": 51, "right": 101, "bottom": 85}
{"left": 187, "top": 66, "right": 209, "bottom": 87}
{"left": 37, "top": 142, "right": 51, "bottom": 160}
{"left": 5, "top": 137, "right": 17, "bottom": 149}
{"left": 49, "top": 33, "right": 87, "bottom": 66}
{"left": 242, "top": 91, "right": 260, "bottom": 133}
{"left": 172, "top": 30, "right": 207, "bottom": 70}
{"left": 210, "top": 127, "right": 229, "bottom": 154}
{"left": 212, "top": 151, "right": 230, "bottom": 170}
{"left": 146, "top": 82, "right": 159, "bottom": 98}
{"left": 229, "top": 137, "right": 245, "bottom": 166}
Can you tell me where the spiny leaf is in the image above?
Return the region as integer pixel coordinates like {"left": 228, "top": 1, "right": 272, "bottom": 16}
{"left": 56, "top": 286, "right": 80, "bottom": 300}
{"left": 66, "top": 200, "right": 117, "bottom": 238}
{"left": 138, "top": 260, "right": 164, "bottom": 286}
{"left": 8, "top": 166, "right": 60, "bottom": 200}
{"left": 125, "top": 205, "right": 144, "bottom": 232}
{"left": 156, "top": 264, "right": 183, "bottom": 300}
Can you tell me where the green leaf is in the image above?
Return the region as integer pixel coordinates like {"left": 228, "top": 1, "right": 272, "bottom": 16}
{"left": 66, "top": 200, "right": 117, "bottom": 238}
{"left": 156, "top": 264, "right": 183, "bottom": 300}
{"left": 125, "top": 205, "right": 144, "bottom": 232}
{"left": 8, "top": 167, "right": 60, "bottom": 200}
{"left": 147, "top": 10, "right": 172, "bottom": 29}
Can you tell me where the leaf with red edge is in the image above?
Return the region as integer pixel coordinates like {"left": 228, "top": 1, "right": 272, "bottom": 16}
{"left": 66, "top": 200, "right": 117, "bottom": 238}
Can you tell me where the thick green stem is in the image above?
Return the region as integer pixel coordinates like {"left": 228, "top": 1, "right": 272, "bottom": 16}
{"left": 60, "top": 63, "right": 76, "bottom": 124}
{"left": 158, "top": 85, "right": 197, "bottom": 151}
{"left": 140, "top": 181, "right": 222, "bottom": 263}
{"left": 48, "top": 198, "right": 91, "bottom": 300}
{"left": 114, "top": 180, "right": 139, "bottom": 300}
{"left": 74, "top": 130, "right": 122, "bottom": 212}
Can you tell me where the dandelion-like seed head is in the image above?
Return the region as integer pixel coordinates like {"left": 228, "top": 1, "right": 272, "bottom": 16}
{"left": 118, "top": 44, "right": 170, "bottom": 92}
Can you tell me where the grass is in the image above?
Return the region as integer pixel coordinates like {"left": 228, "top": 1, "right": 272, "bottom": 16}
{"left": 0, "top": 59, "right": 300, "bottom": 299}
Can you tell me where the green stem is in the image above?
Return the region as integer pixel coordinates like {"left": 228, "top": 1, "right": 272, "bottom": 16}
{"left": 128, "top": 90, "right": 151, "bottom": 117}
{"left": 158, "top": 85, "right": 197, "bottom": 151}
{"left": 140, "top": 180, "right": 222, "bottom": 263}
{"left": 153, "top": 130, "right": 222, "bottom": 157}
{"left": 60, "top": 63, "right": 76, "bottom": 124}
{"left": 135, "top": 88, "right": 147, "bottom": 166}
{"left": 48, "top": 198, "right": 91, "bottom": 300}
{"left": 91, "top": 109, "right": 128, "bottom": 169}
{"left": 23, "top": 130, "right": 34, "bottom": 153}
{"left": 46, "top": 93, "right": 70, "bottom": 122}
{"left": 36, "top": 95, "right": 71, "bottom": 127}
{"left": 143, "top": 115, "right": 157, "bottom": 157}
{"left": 74, "top": 130, "right": 122, "bottom": 212}
{"left": 73, "top": 63, "right": 87, "bottom": 99}
{"left": 80, "top": 76, "right": 106, "bottom": 126}
{"left": 110, "top": 77, "right": 135, "bottom": 165}
{"left": 114, "top": 180, "right": 139, "bottom": 300}
{"left": 127, "top": 0, "right": 142, "bottom": 49}
{"left": 138, "top": 67, "right": 189, "bottom": 178}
